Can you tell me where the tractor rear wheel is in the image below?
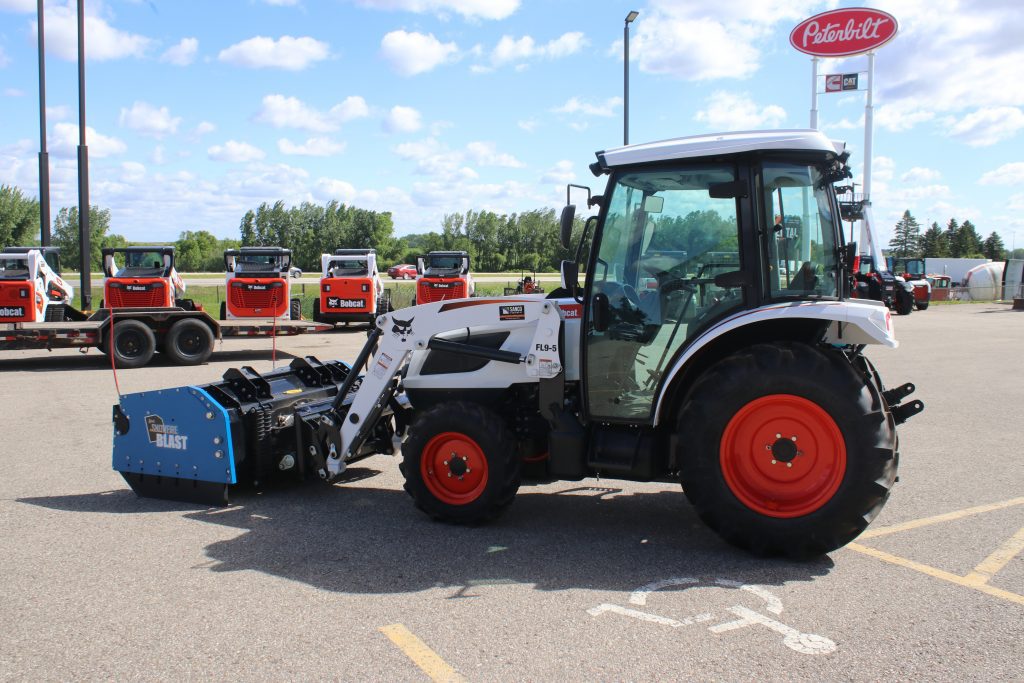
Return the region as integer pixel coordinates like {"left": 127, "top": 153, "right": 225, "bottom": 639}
{"left": 677, "top": 342, "right": 896, "bottom": 558}
{"left": 895, "top": 288, "right": 914, "bottom": 315}
{"left": 400, "top": 401, "right": 522, "bottom": 523}
{"left": 312, "top": 298, "right": 321, "bottom": 323}
{"left": 915, "top": 299, "right": 929, "bottom": 311}
{"left": 110, "top": 319, "right": 156, "bottom": 369}
{"left": 163, "top": 318, "right": 214, "bottom": 365}
{"left": 290, "top": 298, "right": 302, "bottom": 320}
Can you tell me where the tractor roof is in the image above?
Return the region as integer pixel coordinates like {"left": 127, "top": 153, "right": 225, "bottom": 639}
{"left": 101, "top": 245, "right": 175, "bottom": 253}
{"left": 594, "top": 129, "right": 842, "bottom": 173}
{"left": 334, "top": 248, "right": 375, "bottom": 256}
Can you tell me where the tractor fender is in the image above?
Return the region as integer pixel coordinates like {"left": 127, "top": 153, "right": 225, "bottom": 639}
{"left": 652, "top": 299, "right": 896, "bottom": 426}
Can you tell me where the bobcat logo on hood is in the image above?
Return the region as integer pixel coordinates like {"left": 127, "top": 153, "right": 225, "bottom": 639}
{"left": 392, "top": 317, "right": 414, "bottom": 342}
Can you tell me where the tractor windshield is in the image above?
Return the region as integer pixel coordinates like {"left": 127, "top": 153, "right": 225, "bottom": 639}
{"left": 0, "top": 257, "right": 30, "bottom": 280}
{"left": 762, "top": 162, "right": 840, "bottom": 299}
{"left": 328, "top": 258, "right": 368, "bottom": 276}
{"left": 116, "top": 251, "right": 168, "bottom": 277}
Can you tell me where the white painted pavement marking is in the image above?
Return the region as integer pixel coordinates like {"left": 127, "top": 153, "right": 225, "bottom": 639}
{"left": 590, "top": 576, "right": 836, "bottom": 656}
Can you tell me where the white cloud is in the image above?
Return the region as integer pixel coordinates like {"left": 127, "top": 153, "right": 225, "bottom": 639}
{"left": 353, "top": 0, "right": 519, "bottom": 20}
{"left": 151, "top": 145, "right": 166, "bottom": 165}
{"left": 947, "top": 107, "right": 1024, "bottom": 147}
{"left": 874, "top": 102, "right": 936, "bottom": 133}
{"left": 901, "top": 167, "right": 942, "bottom": 184}
{"left": 120, "top": 161, "right": 146, "bottom": 183}
{"left": 46, "top": 105, "right": 70, "bottom": 121}
{"left": 978, "top": 162, "right": 1024, "bottom": 186}
{"left": 264, "top": 0, "right": 300, "bottom": 5}
{"left": 4, "top": 88, "right": 25, "bottom": 97}
{"left": 384, "top": 106, "right": 422, "bottom": 133}
{"left": 0, "top": 0, "right": 35, "bottom": 12}
{"left": 208, "top": 140, "right": 266, "bottom": 163}
{"left": 541, "top": 160, "right": 574, "bottom": 184}
{"left": 218, "top": 35, "right": 329, "bottom": 70}
{"left": 0, "top": 46, "right": 9, "bottom": 68}
{"left": 694, "top": 91, "right": 786, "bottom": 130}
{"left": 255, "top": 94, "right": 368, "bottom": 132}
{"left": 41, "top": 5, "right": 152, "bottom": 61}
{"left": 873, "top": 156, "right": 895, "bottom": 183}
{"left": 193, "top": 121, "right": 216, "bottom": 137}
{"left": 518, "top": 119, "right": 538, "bottom": 133}
{"left": 553, "top": 96, "right": 621, "bottom": 117}
{"left": 465, "top": 141, "right": 524, "bottom": 168}
{"left": 278, "top": 137, "right": 347, "bottom": 156}
{"left": 119, "top": 101, "right": 182, "bottom": 139}
{"left": 490, "top": 32, "right": 586, "bottom": 67}
{"left": 380, "top": 30, "right": 458, "bottom": 77}
{"left": 160, "top": 37, "right": 198, "bottom": 66}
{"left": 51, "top": 123, "right": 126, "bottom": 158}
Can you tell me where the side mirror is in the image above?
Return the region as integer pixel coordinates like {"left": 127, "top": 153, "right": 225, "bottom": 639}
{"left": 560, "top": 260, "right": 578, "bottom": 292}
{"left": 559, "top": 205, "right": 576, "bottom": 249}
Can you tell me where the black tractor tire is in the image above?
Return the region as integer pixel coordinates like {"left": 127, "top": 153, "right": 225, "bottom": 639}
{"left": 400, "top": 401, "right": 522, "bottom": 523}
{"left": 312, "top": 298, "right": 321, "bottom": 323}
{"left": 219, "top": 301, "right": 227, "bottom": 321}
{"left": 915, "top": 299, "right": 929, "bottom": 311}
{"left": 163, "top": 318, "right": 214, "bottom": 366}
{"left": 895, "top": 288, "right": 914, "bottom": 315}
{"left": 677, "top": 342, "right": 897, "bottom": 558}
{"left": 109, "top": 319, "right": 157, "bottom": 369}
{"left": 290, "top": 298, "right": 302, "bottom": 320}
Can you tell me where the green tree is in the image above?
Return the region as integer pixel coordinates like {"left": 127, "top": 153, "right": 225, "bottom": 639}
{"left": 175, "top": 230, "right": 222, "bottom": 272}
{"left": 919, "top": 221, "right": 948, "bottom": 257}
{"left": 982, "top": 231, "right": 1006, "bottom": 261}
{"left": 52, "top": 205, "right": 118, "bottom": 271}
{"left": 956, "top": 220, "right": 984, "bottom": 258}
{"left": 888, "top": 210, "right": 922, "bottom": 258}
{"left": 944, "top": 218, "right": 961, "bottom": 257}
{"left": 0, "top": 185, "right": 39, "bottom": 247}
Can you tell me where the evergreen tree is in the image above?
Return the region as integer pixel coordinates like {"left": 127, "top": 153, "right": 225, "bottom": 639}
{"left": 888, "top": 210, "right": 922, "bottom": 258}
{"left": 957, "top": 220, "right": 984, "bottom": 258}
{"left": 920, "top": 221, "right": 949, "bottom": 257}
{"left": 945, "top": 218, "right": 961, "bottom": 257}
{"left": 982, "top": 232, "right": 1006, "bottom": 261}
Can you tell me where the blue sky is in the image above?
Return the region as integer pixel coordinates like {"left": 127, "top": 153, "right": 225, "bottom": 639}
{"left": 1, "top": 0, "right": 1022, "bottom": 252}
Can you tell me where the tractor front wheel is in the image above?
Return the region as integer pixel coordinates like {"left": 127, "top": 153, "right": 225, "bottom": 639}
{"left": 677, "top": 342, "right": 897, "bottom": 558}
{"left": 895, "top": 288, "right": 914, "bottom": 315}
{"left": 400, "top": 401, "right": 522, "bottom": 523}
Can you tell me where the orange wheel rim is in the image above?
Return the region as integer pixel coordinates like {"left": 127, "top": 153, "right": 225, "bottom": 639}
{"left": 420, "top": 432, "right": 489, "bottom": 505}
{"left": 720, "top": 394, "right": 846, "bottom": 518}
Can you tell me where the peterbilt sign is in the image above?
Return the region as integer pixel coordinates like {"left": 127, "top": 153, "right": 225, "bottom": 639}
{"left": 790, "top": 8, "right": 898, "bottom": 57}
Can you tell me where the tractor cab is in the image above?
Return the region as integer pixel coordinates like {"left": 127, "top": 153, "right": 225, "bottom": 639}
{"left": 313, "top": 248, "right": 391, "bottom": 324}
{"left": 415, "top": 251, "right": 474, "bottom": 304}
{"left": 102, "top": 246, "right": 186, "bottom": 309}
{"left": 222, "top": 247, "right": 301, "bottom": 320}
{"left": 0, "top": 246, "right": 73, "bottom": 322}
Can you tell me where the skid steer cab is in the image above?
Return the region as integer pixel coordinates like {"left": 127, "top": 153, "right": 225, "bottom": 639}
{"left": 221, "top": 247, "right": 301, "bottom": 321}
{"left": 102, "top": 246, "right": 192, "bottom": 310}
{"left": 414, "top": 251, "right": 474, "bottom": 304}
{"left": 113, "top": 129, "right": 924, "bottom": 559}
{"left": 313, "top": 248, "right": 392, "bottom": 325}
{"left": 0, "top": 246, "right": 73, "bottom": 323}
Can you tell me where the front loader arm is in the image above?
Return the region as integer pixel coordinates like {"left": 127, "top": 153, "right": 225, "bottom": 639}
{"left": 328, "top": 297, "right": 565, "bottom": 476}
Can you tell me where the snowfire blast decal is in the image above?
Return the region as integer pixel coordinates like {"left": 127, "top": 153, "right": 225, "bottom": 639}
{"left": 113, "top": 386, "right": 236, "bottom": 484}
{"left": 500, "top": 304, "right": 526, "bottom": 321}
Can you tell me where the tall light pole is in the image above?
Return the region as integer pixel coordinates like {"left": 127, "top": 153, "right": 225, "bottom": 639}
{"left": 624, "top": 10, "right": 639, "bottom": 146}
{"left": 77, "top": 0, "right": 91, "bottom": 308}
{"left": 37, "top": 0, "right": 51, "bottom": 246}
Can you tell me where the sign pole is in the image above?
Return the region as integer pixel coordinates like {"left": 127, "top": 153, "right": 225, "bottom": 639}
{"left": 810, "top": 57, "right": 819, "bottom": 129}
{"left": 862, "top": 51, "right": 875, "bottom": 205}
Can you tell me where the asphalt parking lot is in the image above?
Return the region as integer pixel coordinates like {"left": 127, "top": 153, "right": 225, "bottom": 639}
{"left": 1, "top": 303, "right": 1021, "bottom": 681}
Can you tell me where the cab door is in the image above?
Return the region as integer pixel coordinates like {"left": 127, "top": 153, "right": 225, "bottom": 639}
{"left": 583, "top": 164, "right": 746, "bottom": 423}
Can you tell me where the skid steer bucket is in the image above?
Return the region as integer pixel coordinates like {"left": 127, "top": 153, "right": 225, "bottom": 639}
{"left": 111, "top": 356, "right": 374, "bottom": 506}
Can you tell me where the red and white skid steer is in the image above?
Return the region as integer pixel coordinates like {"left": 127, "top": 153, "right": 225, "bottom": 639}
{"left": 112, "top": 129, "right": 923, "bottom": 558}
{"left": 312, "top": 248, "right": 392, "bottom": 325}
{"left": 0, "top": 246, "right": 74, "bottom": 322}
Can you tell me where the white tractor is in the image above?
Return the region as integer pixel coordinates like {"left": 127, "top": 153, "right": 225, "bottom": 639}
{"left": 113, "top": 130, "right": 923, "bottom": 558}
{"left": 0, "top": 246, "right": 74, "bottom": 322}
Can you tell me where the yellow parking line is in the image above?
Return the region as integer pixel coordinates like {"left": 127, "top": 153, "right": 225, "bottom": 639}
{"left": 858, "top": 497, "right": 1024, "bottom": 539}
{"left": 379, "top": 624, "right": 467, "bottom": 683}
{"left": 963, "top": 527, "right": 1024, "bottom": 586}
{"left": 846, "top": 543, "right": 1024, "bottom": 606}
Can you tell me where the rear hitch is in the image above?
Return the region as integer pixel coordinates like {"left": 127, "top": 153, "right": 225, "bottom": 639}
{"left": 883, "top": 382, "right": 924, "bottom": 425}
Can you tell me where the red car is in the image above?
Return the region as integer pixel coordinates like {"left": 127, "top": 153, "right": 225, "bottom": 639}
{"left": 387, "top": 263, "right": 417, "bottom": 279}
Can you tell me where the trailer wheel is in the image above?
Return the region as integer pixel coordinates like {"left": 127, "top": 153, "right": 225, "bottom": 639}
{"left": 163, "top": 319, "right": 214, "bottom": 365}
{"left": 677, "top": 342, "right": 897, "bottom": 558}
{"left": 400, "top": 401, "right": 522, "bottom": 523}
{"left": 290, "top": 298, "right": 302, "bottom": 320}
{"left": 110, "top": 319, "right": 157, "bottom": 369}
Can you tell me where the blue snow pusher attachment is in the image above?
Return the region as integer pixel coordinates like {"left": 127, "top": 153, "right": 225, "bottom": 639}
{"left": 112, "top": 354, "right": 399, "bottom": 505}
